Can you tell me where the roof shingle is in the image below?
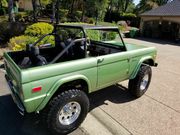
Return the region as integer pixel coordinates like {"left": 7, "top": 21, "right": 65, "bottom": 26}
{"left": 140, "top": 0, "right": 180, "bottom": 16}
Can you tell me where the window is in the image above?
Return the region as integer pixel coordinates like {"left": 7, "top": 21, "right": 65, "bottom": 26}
{"left": 86, "top": 29, "right": 124, "bottom": 47}
{"left": 55, "top": 27, "right": 84, "bottom": 41}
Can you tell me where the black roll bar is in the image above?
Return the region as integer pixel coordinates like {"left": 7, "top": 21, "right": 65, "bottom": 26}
{"left": 50, "top": 38, "right": 86, "bottom": 64}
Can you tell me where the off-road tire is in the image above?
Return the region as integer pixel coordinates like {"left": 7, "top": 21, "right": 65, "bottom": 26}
{"left": 128, "top": 65, "right": 152, "bottom": 98}
{"left": 42, "top": 89, "right": 89, "bottom": 135}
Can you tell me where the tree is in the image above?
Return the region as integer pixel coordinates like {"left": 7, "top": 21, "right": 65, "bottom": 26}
{"left": 8, "top": 0, "right": 14, "bottom": 22}
{"left": 1, "top": 0, "right": 8, "bottom": 7}
{"left": 40, "top": 0, "right": 52, "bottom": 6}
{"left": 32, "top": 0, "right": 38, "bottom": 22}
{"left": 0, "top": 0, "right": 7, "bottom": 15}
{"left": 85, "top": 0, "right": 109, "bottom": 22}
{"left": 52, "top": 0, "right": 56, "bottom": 23}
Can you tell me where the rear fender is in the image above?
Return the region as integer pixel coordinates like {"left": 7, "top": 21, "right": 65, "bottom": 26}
{"left": 35, "top": 75, "right": 90, "bottom": 112}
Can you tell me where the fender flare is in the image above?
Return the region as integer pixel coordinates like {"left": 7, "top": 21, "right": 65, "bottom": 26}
{"left": 36, "top": 75, "right": 91, "bottom": 112}
{"left": 130, "top": 56, "right": 154, "bottom": 79}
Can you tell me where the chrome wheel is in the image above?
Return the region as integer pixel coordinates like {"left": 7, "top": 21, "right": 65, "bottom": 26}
{"left": 140, "top": 74, "right": 149, "bottom": 91}
{"left": 59, "top": 101, "right": 81, "bottom": 125}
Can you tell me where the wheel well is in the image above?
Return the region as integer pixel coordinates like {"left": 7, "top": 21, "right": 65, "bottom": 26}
{"left": 143, "top": 59, "right": 154, "bottom": 66}
{"left": 53, "top": 79, "right": 89, "bottom": 98}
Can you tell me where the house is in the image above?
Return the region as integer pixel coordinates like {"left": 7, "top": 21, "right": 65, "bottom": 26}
{"left": 140, "top": 0, "right": 180, "bottom": 41}
{"left": 18, "top": 0, "right": 33, "bottom": 11}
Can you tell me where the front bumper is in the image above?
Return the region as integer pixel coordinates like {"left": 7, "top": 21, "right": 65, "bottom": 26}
{"left": 5, "top": 75, "right": 25, "bottom": 115}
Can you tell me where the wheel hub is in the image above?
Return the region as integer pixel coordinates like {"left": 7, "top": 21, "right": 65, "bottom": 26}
{"left": 59, "top": 101, "right": 81, "bottom": 125}
{"left": 140, "top": 74, "right": 149, "bottom": 91}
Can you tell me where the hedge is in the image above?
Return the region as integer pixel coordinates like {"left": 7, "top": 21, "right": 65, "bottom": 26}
{"left": 9, "top": 22, "right": 54, "bottom": 51}
{"left": 25, "top": 22, "right": 54, "bottom": 36}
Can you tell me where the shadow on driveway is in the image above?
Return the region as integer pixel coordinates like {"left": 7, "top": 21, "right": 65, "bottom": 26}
{"left": 89, "top": 84, "right": 136, "bottom": 111}
{"left": 0, "top": 84, "right": 135, "bottom": 135}
{"left": 0, "top": 95, "right": 50, "bottom": 135}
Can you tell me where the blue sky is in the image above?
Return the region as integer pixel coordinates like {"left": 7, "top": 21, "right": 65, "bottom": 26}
{"left": 134, "top": 0, "right": 140, "bottom": 5}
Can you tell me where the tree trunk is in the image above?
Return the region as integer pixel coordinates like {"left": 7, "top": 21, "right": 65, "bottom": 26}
{"left": 109, "top": 0, "right": 112, "bottom": 13}
{"left": 0, "top": 1, "right": 2, "bottom": 8}
{"left": 124, "top": 0, "right": 130, "bottom": 12}
{"left": 95, "top": 9, "right": 98, "bottom": 25}
{"left": 70, "top": 0, "right": 75, "bottom": 14}
{"left": 32, "top": 0, "right": 37, "bottom": 22}
{"left": 55, "top": 0, "right": 60, "bottom": 24}
{"left": 81, "top": 1, "right": 85, "bottom": 21}
{"left": 52, "top": 0, "right": 56, "bottom": 23}
{"left": 8, "top": 0, "right": 14, "bottom": 22}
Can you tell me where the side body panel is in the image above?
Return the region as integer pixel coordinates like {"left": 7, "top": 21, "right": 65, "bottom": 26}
{"left": 4, "top": 42, "right": 157, "bottom": 113}
{"left": 125, "top": 43, "right": 157, "bottom": 79}
{"left": 97, "top": 52, "right": 130, "bottom": 89}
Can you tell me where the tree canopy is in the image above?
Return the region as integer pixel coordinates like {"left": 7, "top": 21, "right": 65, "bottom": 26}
{"left": 4, "top": 0, "right": 170, "bottom": 23}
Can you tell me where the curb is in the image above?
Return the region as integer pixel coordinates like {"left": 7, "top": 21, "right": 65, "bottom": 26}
{"left": 80, "top": 107, "right": 132, "bottom": 135}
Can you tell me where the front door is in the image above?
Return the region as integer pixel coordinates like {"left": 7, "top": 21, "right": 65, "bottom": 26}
{"left": 97, "top": 52, "right": 130, "bottom": 89}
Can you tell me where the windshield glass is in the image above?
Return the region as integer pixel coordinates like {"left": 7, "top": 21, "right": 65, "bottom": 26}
{"left": 56, "top": 27, "right": 84, "bottom": 41}
{"left": 86, "top": 29, "right": 124, "bottom": 46}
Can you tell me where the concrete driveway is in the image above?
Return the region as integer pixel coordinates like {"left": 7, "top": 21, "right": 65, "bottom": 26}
{"left": 0, "top": 38, "right": 180, "bottom": 135}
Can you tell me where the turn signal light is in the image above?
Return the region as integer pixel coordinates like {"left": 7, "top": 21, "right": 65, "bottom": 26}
{"left": 32, "top": 86, "right": 42, "bottom": 93}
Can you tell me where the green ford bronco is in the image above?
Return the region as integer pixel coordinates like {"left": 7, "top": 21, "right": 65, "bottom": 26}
{"left": 3, "top": 24, "right": 157, "bottom": 134}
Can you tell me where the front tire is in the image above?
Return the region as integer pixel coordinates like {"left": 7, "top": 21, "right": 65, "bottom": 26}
{"left": 128, "top": 65, "right": 152, "bottom": 98}
{"left": 43, "top": 89, "right": 89, "bottom": 135}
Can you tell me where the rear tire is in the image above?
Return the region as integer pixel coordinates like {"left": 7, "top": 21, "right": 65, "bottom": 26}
{"left": 128, "top": 65, "right": 152, "bottom": 98}
{"left": 42, "top": 89, "right": 89, "bottom": 135}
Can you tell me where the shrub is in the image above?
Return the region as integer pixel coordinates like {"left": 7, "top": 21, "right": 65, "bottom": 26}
{"left": 15, "top": 12, "right": 28, "bottom": 22}
{"left": 86, "top": 30, "right": 100, "bottom": 41}
{"left": 64, "top": 22, "right": 116, "bottom": 41}
{"left": 9, "top": 22, "right": 54, "bottom": 51}
{"left": 25, "top": 22, "right": 54, "bottom": 36}
{"left": 0, "top": 21, "right": 26, "bottom": 43}
{"left": 122, "top": 13, "right": 137, "bottom": 18}
{"left": 88, "top": 18, "right": 95, "bottom": 24}
{"left": 0, "top": 7, "right": 7, "bottom": 15}
{"left": 59, "top": 9, "right": 68, "bottom": 18}
{"left": 9, "top": 35, "right": 38, "bottom": 51}
{"left": 75, "top": 11, "right": 82, "bottom": 20}
{"left": 98, "top": 22, "right": 117, "bottom": 26}
{"left": 9, "top": 35, "right": 55, "bottom": 51}
{"left": 84, "top": 17, "right": 95, "bottom": 24}
{"left": 60, "top": 17, "right": 68, "bottom": 23}
{"left": 9, "top": 22, "right": 118, "bottom": 51}
{"left": 59, "top": 9, "right": 68, "bottom": 22}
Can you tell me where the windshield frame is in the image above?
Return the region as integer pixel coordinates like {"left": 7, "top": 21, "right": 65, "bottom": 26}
{"left": 54, "top": 24, "right": 127, "bottom": 53}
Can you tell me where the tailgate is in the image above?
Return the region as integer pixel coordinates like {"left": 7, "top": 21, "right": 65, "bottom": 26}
{"left": 4, "top": 52, "right": 22, "bottom": 93}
